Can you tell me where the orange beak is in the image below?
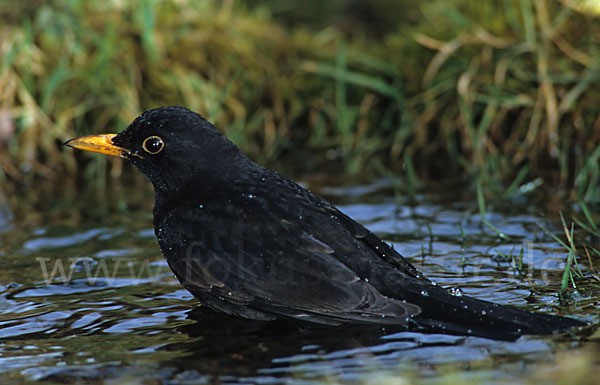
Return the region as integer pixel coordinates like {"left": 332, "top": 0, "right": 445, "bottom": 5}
{"left": 64, "top": 134, "right": 141, "bottom": 159}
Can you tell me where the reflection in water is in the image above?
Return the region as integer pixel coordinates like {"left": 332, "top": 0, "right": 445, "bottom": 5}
{"left": 0, "top": 181, "right": 595, "bottom": 384}
{"left": 166, "top": 308, "right": 556, "bottom": 382}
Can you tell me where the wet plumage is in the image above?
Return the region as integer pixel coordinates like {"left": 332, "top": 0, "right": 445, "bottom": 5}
{"left": 65, "top": 106, "right": 585, "bottom": 340}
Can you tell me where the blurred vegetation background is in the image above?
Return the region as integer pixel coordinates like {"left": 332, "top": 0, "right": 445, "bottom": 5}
{"left": 1, "top": 0, "right": 600, "bottom": 201}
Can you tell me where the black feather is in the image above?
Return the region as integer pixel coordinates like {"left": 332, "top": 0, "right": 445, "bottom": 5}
{"left": 82, "top": 106, "right": 586, "bottom": 340}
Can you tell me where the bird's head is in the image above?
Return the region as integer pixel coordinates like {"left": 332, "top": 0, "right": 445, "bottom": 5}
{"left": 65, "top": 106, "right": 250, "bottom": 194}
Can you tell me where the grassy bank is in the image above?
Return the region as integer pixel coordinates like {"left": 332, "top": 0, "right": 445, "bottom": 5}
{"left": 1, "top": 0, "right": 599, "bottom": 201}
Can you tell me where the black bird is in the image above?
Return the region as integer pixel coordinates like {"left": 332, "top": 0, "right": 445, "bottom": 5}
{"left": 65, "top": 106, "right": 584, "bottom": 340}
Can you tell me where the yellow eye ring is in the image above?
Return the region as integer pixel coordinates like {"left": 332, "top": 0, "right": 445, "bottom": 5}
{"left": 142, "top": 136, "right": 164, "bottom": 155}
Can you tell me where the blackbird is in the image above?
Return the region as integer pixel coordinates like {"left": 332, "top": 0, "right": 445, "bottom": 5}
{"left": 65, "top": 106, "right": 584, "bottom": 340}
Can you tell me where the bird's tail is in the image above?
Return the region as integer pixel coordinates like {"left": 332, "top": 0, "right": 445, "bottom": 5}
{"left": 404, "top": 283, "right": 584, "bottom": 341}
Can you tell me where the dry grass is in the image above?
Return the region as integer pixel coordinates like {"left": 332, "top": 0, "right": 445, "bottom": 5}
{"left": 1, "top": 0, "right": 600, "bottom": 202}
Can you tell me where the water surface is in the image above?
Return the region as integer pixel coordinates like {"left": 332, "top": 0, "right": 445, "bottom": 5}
{"left": 0, "top": 180, "right": 597, "bottom": 384}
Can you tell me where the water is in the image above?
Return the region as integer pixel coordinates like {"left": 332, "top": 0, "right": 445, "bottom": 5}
{"left": 0, "top": 180, "right": 597, "bottom": 384}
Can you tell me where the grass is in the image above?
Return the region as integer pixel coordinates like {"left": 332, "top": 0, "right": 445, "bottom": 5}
{"left": 490, "top": 195, "right": 600, "bottom": 302}
{"left": 1, "top": 0, "right": 600, "bottom": 204}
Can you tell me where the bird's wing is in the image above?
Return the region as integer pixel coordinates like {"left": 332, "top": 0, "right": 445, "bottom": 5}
{"left": 156, "top": 201, "right": 421, "bottom": 325}
{"left": 317, "top": 201, "right": 427, "bottom": 281}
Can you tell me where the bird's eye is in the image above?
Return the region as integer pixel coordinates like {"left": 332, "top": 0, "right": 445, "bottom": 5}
{"left": 142, "top": 136, "right": 164, "bottom": 155}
